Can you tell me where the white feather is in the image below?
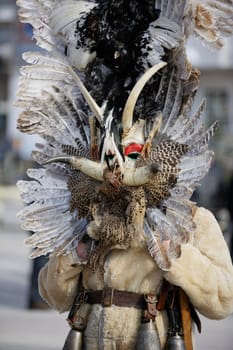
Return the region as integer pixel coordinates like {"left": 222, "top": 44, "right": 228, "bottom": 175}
{"left": 178, "top": 151, "right": 214, "bottom": 183}
{"left": 49, "top": 2, "right": 96, "bottom": 33}
{"left": 144, "top": 218, "right": 171, "bottom": 271}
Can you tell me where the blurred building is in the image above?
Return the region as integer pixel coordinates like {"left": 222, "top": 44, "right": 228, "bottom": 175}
{"left": 186, "top": 38, "right": 233, "bottom": 213}
{"left": 0, "top": 1, "right": 17, "bottom": 152}
{"left": 0, "top": 1, "right": 39, "bottom": 183}
{"left": 187, "top": 37, "right": 233, "bottom": 173}
{"left": 0, "top": 2, "right": 233, "bottom": 193}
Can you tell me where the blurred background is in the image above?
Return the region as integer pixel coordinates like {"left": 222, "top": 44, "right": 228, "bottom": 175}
{"left": 0, "top": 1, "right": 233, "bottom": 349}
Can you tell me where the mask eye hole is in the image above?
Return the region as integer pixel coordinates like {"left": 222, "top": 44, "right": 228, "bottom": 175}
{"left": 104, "top": 153, "right": 115, "bottom": 169}
{"left": 105, "top": 154, "right": 115, "bottom": 161}
{"left": 127, "top": 152, "right": 140, "bottom": 160}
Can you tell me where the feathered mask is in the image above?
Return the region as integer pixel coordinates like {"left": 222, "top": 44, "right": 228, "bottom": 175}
{"left": 16, "top": 0, "right": 233, "bottom": 270}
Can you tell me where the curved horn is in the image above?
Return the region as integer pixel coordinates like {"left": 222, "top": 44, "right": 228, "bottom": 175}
{"left": 43, "top": 156, "right": 104, "bottom": 181}
{"left": 68, "top": 67, "right": 103, "bottom": 123}
{"left": 122, "top": 61, "right": 167, "bottom": 134}
{"left": 122, "top": 163, "right": 160, "bottom": 186}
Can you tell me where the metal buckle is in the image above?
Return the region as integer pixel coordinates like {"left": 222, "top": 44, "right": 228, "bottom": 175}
{"left": 144, "top": 294, "right": 157, "bottom": 304}
{"left": 102, "top": 288, "right": 114, "bottom": 307}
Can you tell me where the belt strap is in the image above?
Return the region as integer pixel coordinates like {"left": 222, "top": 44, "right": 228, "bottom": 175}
{"left": 83, "top": 288, "right": 148, "bottom": 309}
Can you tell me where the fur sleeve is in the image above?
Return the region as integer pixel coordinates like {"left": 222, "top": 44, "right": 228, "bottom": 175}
{"left": 38, "top": 251, "right": 84, "bottom": 313}
{"left": 164, "top": 207, "right": 233, "bottom": 319}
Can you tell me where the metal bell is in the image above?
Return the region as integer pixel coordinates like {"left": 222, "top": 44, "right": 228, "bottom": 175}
{"left": 165, "top": 333, "right": 186, "bottom": 350}
{"left": 62, "top": 328, "right": 83, "bottom": 350}
{"left": 136, "top": 320, "right": 161, "bottom": 350}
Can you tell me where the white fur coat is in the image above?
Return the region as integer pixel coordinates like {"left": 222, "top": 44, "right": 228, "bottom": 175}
{"left": 39, "top": 207, "right": 233, "bottom": 348}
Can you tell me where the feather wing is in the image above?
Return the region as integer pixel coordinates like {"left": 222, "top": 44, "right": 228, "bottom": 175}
{"left": 16, "top": 1, "right": 94, "bottom": 256}
{"left": 16, "top": 71, "right": 90, "bottom": 256}
{"left": 17, "top": 0, "right": 97, "bottom": 68}
{"left": 17, "top": 168, "right": 87, "bottom": 258}
{"left": 143, "top": 68, "right": 217, "bottom": 269}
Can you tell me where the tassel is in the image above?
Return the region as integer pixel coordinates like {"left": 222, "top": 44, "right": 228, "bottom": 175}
{"left": 136, "top": 320, "right": 161, "bottom": 350}
{"left": 62, "top": 328, "right": 82, "bottom": 350}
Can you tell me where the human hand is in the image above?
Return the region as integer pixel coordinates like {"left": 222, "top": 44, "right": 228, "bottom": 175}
{"left": 76, "top": 241, "right": 90, "bottom": 261}
{"left": 76, "top": 237, "right": 94, "bottom": 263}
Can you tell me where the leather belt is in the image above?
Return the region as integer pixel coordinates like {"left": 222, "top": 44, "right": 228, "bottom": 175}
{"left": 83, "top": 288, "right": 148, "bottom": 309}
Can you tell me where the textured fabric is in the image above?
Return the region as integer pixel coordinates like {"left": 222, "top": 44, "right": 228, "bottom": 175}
{"left": 39, "top": 207, "right": 233, "bottom": 348}
{"left": 165, "top": 207, "right": 233, "bottom": 319}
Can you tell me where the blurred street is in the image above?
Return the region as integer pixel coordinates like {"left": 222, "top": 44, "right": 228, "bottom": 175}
{"left": 0, "top": 185, "right": 233, "bottom": 350}
{"left": 0, "top": 186, "right": 69, "bottom": 350}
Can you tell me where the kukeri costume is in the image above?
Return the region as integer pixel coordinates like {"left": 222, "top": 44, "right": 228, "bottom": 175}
{"left": 38, "top": 206, "right": 233, "bottom": 349}
{"left": 16, "top": 1, "right": 233, "bottom": 349}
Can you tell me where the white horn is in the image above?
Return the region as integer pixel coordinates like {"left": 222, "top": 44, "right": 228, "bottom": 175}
{"left": 123, "top": 163, "right": 160, "bottom": 186}
{"left": 122, "top": 61, "right": 167, "bottom": 133}
{"left": 43, "top": 156, "right": 104, "bottom": 181}
{"left": 68, "top": 66, "right": 103, "bottom": 123}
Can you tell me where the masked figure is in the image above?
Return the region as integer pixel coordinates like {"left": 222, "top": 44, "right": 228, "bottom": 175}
{"left": 16, "top": 1, "right": 233, "bottom": 349}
